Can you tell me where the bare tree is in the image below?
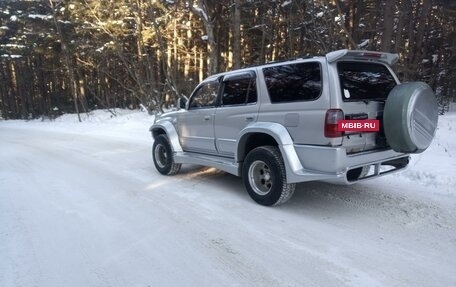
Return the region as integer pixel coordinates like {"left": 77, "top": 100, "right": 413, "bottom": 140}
{"left": 188, "top": 0, "right": 219, "bottom": 75}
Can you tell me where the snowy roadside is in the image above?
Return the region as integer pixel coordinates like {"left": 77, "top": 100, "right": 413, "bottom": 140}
{"left": 0, "top": 109, "right": 155, "bottom": 145}
{"left": 391, "top": 112, "right": 456, "bottom": 198}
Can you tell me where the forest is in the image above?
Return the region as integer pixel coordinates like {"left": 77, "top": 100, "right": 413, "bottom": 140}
{"left": 0, "top": 0, "right": 455, "bottom": 120}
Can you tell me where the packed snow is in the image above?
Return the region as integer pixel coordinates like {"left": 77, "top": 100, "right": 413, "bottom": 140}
{"left": 281, "top": 0, "right": 292, "bottom": 8}
{"left": 0, "top": 44, "right": 26, "bottom": 49}
{"left": 1, "top": 110, "right": 455, "bottom": 287}
{"left": 357, "top": 39, "right": 369, "bottom": 49}
{"left": 1, "top": 54, "right": 22, "bottom": 58}
{"left": 28, "top": 14, "right": 53, "bottom": 20}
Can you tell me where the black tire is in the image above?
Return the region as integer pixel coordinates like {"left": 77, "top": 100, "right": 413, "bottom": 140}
{"left": 383, "top": 82, "right": 438, "bottom": 153}
{"left": 152, "top": 134, "right": 181, "bottom": 175}
{"left": 242, "top": 146, "right": 295, "bottom": 206}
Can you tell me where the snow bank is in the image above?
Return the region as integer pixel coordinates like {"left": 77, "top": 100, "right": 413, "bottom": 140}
{"left": 393, "top": 112, "right": 456, "bottom": 196}
{"left": 52, "top": 109, "right": 151, "bottom": 124}
{"left": 6, "top": 109, "right": 155, "bottom": 146}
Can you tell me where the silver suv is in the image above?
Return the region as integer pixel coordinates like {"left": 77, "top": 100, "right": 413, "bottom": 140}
{"left": 150, "top": 49, "right": 438, "bottom": 206}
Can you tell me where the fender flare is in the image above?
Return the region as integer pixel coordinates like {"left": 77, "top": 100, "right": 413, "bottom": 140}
{"left": 236, "top": 122, "right": 304, "bottom": 176}
{"left": 149, "top": 121, "right": 183, "bottom": 153}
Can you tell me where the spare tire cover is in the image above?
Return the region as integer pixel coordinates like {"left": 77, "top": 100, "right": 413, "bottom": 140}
{"left": 383, "top": 82, "right": 438, "bottom": 154}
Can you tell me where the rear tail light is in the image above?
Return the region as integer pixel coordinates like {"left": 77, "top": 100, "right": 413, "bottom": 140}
{"left": 325, "top": 109, "right": 344, "bottom": 138}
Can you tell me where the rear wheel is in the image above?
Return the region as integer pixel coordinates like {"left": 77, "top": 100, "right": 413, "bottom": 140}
{"left": 152, "top": 134, "right": 181, "bottom": 175}
{"left": 242, "top": 146, "right": 295, "bottom": 206}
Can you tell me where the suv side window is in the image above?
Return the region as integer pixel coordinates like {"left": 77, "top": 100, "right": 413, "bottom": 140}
{"left": 221, "top": 78, "right": 257, "bottom": 106}
{"left": 263, "top": 62, "right": 321, "bottom": 103}
{"left": 189, "top": 81, "right": 219, "bottom": 109}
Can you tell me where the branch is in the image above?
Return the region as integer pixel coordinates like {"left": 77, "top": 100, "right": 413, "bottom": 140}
{"left": 333, "top": 0, "right": 357, "bottom": 49}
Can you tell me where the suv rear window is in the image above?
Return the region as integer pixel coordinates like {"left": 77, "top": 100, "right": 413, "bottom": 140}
{"left": 263, "top": 62, "right": 322, "bottom": 103}
{"left": 338, "top": 62, "right": 396, "bottom": 101}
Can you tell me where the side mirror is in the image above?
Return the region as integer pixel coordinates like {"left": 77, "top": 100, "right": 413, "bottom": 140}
{"left": 177, "top": 96, "right": 188, "bottom": 110}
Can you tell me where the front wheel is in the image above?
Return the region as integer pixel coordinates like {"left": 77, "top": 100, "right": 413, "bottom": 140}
{"left": 152, "top": 134, "right": 181, "bottom": 175}
{"left": 242, "top": 146, "right": 295, "bottom": 206}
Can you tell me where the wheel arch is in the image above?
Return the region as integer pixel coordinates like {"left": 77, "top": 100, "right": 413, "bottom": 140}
{"left": 236, "top": 122, "right": 304, "bottom": 178}
{"left": 149, "top": 121, "right": 183, "bottom": 153}
{"left": 237, "top": 133, "right": 278, "bottom": 163}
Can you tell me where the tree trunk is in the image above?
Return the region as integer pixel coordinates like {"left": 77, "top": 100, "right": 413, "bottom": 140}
{"left": 406, "top": 0, "right": 432, "bottom": 80}
{"left": 232, "top": 0, "right": 241, "bottom": 69}
{"left": 333, "top": 0, "right": 357, "bottom": 49}
{"left": 381, "top": 0, "right": 395, "bottom": 52}
{"left": 49, "top": 0, "right": 80, "bottom": 121}
{"left": 189, "top": 0, "right": 218, "bottom": 75}
{"left": 394, "top": 0, "right": 409, "bottom": 53}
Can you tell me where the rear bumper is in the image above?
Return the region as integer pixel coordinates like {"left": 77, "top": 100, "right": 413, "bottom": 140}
{"left": 283, "top": 144, "right": 409, "bottom": 184}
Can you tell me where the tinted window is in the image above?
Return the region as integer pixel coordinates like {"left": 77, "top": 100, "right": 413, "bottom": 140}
{"left": 222, "top": 78, "right": 257, "bottom": 106}
{"left": 189, "top": 81, "right": 219, "bottom": 109}
{"left": 338, "top": 62, "right": 396, "bottom": 101}
{"left": 263, "top": 62, "right": 321, "bottom": 103}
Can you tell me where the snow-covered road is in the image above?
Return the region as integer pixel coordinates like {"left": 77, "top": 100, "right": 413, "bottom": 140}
{"left": 1, "top": 111, "right": 455, "bottom": 287}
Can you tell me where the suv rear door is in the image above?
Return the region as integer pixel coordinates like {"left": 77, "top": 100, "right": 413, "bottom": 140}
{"left": 325, "top": 50, "right": 401, "bottom": 153}
{"left": 214, "top": 71, "right": 259, "bottom": 157}
{"left": 335, "top": 60, "right": 398, "bottom": 153}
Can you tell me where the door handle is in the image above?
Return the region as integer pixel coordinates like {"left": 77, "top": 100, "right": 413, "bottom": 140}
{"left": 245, "top": 116, "right": 254, "bottom": 121}
{"left": 204, "top": 115, "right": 211, "bottom": 121}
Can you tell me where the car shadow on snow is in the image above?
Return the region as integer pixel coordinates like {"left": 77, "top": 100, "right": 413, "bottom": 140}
{"left": 173, "top": 166, "right": 454, "bottom": 231}
{"left": 174, "top": 166, "right": 405, "bottom": 212}
{"left": 168, "top": 166, "right": 448, "bottom": 227}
